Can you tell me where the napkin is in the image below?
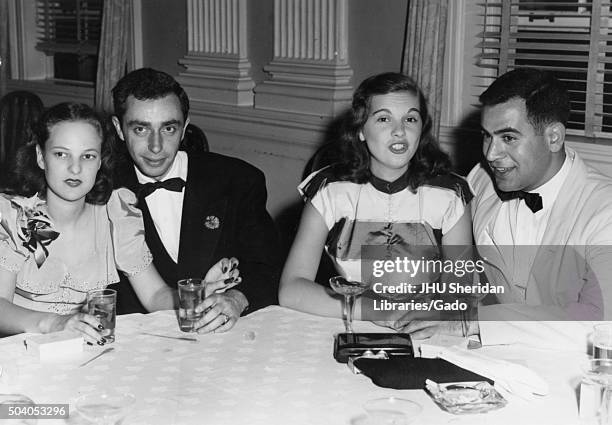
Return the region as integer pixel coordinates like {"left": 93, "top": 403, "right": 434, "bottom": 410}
{"left": 25, "top": 330, "right": 83, "bottom": 362}
{"left": 420, "top": 344, "right": 549, "bottom": 397}
{"left": 353, "top": 357, "right": 492, "bottom": 390}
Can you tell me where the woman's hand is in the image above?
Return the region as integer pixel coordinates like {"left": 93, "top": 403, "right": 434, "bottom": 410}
{"left": 45, "top": 313, "right": 107, "bottom": 345}
{"left": 204, "top": 257, "right": 241, "bottom": 297}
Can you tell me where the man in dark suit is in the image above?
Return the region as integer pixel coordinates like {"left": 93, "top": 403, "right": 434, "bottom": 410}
{"left": 109, "top": 68, "right": 280, "bottom": 333}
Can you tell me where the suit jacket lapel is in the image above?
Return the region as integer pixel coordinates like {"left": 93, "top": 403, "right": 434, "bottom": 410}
{"left": 177, "top": 153, "right": 226, "bottom": 278}
{"left": 472, "top": 167, "right": 514, "bottom": 291}
{"left": 540, "top": 148, "right": 586, "bottom": 245}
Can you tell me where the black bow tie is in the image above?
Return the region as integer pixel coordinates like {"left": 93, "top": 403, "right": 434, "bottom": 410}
{"left": 498, "top": 190, "right": 543, "bottom": 213}
{"left": 137, "top": 177, "right": 185, "bottom": 200}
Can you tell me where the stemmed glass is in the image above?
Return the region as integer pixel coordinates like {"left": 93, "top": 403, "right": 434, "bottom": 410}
{"left": 583, "top": 359, "right": 612, "bottom": 425}
{"left": 329, "top": 276, "right": 369, "bottom": 333}
{"left": 75, "top": 391, "right": 135, "bottom": 425}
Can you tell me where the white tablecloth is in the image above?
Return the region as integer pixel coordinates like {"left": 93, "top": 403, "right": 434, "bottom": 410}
{"left": 0, "top": 306, "right": 589, "bottom": 424}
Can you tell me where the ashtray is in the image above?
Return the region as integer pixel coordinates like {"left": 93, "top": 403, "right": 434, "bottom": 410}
{"left": 425, "top": 379, "right": 507, "bottom": 414}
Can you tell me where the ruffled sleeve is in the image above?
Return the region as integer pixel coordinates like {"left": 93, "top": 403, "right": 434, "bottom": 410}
{"left": 106, "top": 188, "right": 153, "bottom": 276}
{"left": 0, "top": 195, "right": 30, "bottom": 273}
{"left": 298, "top": 167, "right": 338, "bottom": 230}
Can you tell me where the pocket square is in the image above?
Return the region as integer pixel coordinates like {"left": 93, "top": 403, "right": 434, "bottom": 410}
{"left": 204, "top": 215, "right": 220, "bottom": 230}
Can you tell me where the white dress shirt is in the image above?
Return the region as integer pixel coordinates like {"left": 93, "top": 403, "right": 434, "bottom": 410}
{"left": 135, "top": 151, "right": 187, "bottom": 263}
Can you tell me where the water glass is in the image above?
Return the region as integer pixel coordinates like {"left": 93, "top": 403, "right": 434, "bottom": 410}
{"left": 594, "top": 324, "right": 612, "bottom": 359}
{"left": 177, "top": 278, "right": 205, "bottom": 332}
{"left": 87, "top": 289, "right": 117, "bottom": 343}
{"left": 582, "top": 359, "right": 612, "bottom": 425}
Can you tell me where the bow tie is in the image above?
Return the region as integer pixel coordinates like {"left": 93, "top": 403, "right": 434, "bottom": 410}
{"left": 498, "top": 190, "right": 543, "bottom": 213}
{"left": 137, "top": 177, "right": 185, "bottom": 200}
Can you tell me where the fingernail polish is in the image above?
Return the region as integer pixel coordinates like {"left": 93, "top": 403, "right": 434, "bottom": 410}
{"left": 97, "top": 341, "right": 104, "bottom": 346}
{"left": 100, "top": 338, "right": 106, "bottom": 343}
{"left": 98, "top": 324, "right": 104, "bottom": 330}
{"left": 230, "top": 263, "right": 237, "bottom": 271}
{"left": 224, "top": 277, "right": 235, "bottom": 284}
{"left": 222, "top": 266, "right": 228, "bottom": 273}
{"left": 87, "top": 342, "right": 93, "bottom": 346}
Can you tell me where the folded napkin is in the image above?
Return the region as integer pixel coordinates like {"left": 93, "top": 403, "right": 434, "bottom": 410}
{"left": 420, "top": 344, "right": 549, "bottom": 397}
{"left": 353, "top": 357, "right": 492, "bottom": 390}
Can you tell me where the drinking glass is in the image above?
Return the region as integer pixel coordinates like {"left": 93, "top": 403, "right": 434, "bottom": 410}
{"left": 0, "top": 394, "right": 37, "bottom": 425}
{"left": 177, "top": 278, "right": 205, "bottom": 332}
{"left": 75, "top": 391, "right": 135, "bottom": 425}
{"left": 329, "top": 276, "right": 369, "bottom": 333}
{"left": 583, "top": 358, "right": 612, "bottom": 425}
{"left": 594, "top": 324, "right": 612, "bottom": 359}
{"left": 360, "top": 397, "right": 422, "bottom": 425}
{"left": 87, "top": 289, "right": 117, "bottom": 343}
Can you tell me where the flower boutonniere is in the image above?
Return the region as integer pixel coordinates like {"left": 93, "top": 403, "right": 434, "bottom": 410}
{"left": 11, "top": 195, "right": 59, "bottom": 268}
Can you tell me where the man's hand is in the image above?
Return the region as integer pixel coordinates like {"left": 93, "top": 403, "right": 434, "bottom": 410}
{"left": 194, "top": 289, "right": 248, "bottom": 334}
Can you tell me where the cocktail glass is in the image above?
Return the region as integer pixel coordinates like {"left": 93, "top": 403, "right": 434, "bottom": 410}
{"left": 583, "top": 358, "right": 612, "bottom": 425}
{"left": 75, "top": 391, "right": 135, "bottom": 425}
{"left": 329, "top": 276, "right": 369, "bottom": 333}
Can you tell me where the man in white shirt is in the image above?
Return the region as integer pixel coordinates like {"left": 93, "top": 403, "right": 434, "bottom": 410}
{"left": 404, "top": 68, "right": 612, "bottom": 346}
{"left": 109, "top": 68, "right": 280, "bottom": 333}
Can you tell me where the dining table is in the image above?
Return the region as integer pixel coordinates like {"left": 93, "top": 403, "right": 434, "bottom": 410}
{"left": 0, "top": 305, "right": 593, "bottom": 424}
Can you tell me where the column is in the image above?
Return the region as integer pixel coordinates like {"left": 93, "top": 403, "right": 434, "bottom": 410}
{"left": 254, "top": 0, "right": 353, "bottom": 116}
{"left": 178, "top": 0, "right": 254, "bottom": 106}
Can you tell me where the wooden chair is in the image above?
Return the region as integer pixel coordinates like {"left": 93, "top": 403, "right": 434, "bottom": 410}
{"left": 303, "top": 142, "right": 341, "bottom": 179}
{"left": 181, "top": 123, "right": 209, "bottom": 153}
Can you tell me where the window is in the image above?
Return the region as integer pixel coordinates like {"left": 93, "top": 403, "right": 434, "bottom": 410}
{"left": 476, "top": 0, "right": 612, "bottom": 139}
{"left": 35, "top": 0, "right": 103, "bottom": 83}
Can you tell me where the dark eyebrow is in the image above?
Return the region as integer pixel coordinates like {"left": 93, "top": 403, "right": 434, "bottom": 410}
{"left": 126, "top": 119, "right": 182, "bottom": 128}
{"left": 126, "top": 120, "right": 151, "bottom": 127}
{"left": 492, "top": 127, "right": 522, "bottom": 136}
{"left": 371, "top": 107, "right": 420, "bottom": 115}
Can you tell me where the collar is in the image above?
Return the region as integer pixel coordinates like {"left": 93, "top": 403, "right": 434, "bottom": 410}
{"left": 527, "top": 148, "right": 573, "bottom": 211}
{"left": 369, "top": 170, "right": 410, "bottom": 194}
{"left": 135, "top": 151, "right": 188, "bottom": 184}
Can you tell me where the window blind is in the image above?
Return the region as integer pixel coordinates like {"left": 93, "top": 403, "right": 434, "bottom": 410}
{"left": 35, "top": 0, "right": 103, "bottom": 56}
{"left": 476, "top": 0, "right": 612, "bottom": 138}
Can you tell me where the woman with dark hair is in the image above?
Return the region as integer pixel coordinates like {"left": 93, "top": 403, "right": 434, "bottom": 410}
{"left": 279, "top": 73, "right": 473, "bottom": 321}
{"left": 0, "top": 103, "right": 238, "bottom": 343}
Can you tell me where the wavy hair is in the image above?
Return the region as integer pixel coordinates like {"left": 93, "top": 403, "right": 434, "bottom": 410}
{"left": 479, "top": 67, "right": 570, "bottom": 133}
{"left": 13, "top": 102, "right": 114, "bottom": 204}
{"left": 333, "top": 72, "right": 450, "bottom": 190}
{"left": 112, "top": 68, "right": 190, "bottom": 123}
